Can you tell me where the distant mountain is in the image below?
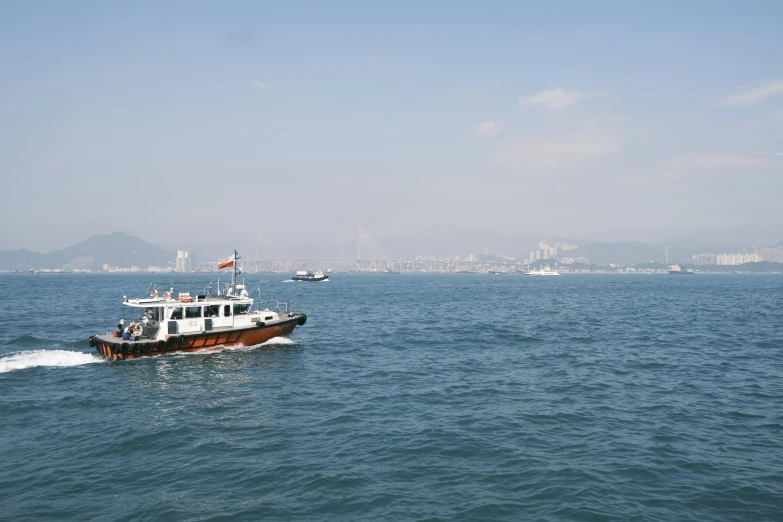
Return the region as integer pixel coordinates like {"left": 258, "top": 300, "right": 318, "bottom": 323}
{"left": 0, "top": 248, "right": 49, "bottom": 270}
{"left": 0, "top": 232, "right": 175, "bottom": 270}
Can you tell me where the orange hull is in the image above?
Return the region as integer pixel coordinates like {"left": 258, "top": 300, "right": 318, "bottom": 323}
{"left": 93, "top": 315, "right": 305, "bottom": 360}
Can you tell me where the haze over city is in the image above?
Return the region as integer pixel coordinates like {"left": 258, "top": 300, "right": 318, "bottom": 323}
{"left": 1, "top": 1, "right": 782, "bottom": 253}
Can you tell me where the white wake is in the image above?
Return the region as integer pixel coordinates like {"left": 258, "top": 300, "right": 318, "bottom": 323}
{"left": 0, "top": 350, "right": 102, "bottom": 373}
{"left": 259, "top": 336, "right": 296, "bottom": 346}
{"left": 216, "top": 335, "right": 297, "bottom": 352}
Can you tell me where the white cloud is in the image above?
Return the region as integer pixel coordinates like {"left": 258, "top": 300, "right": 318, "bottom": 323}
{"left": 493, "top": 133, "right": 619, "bottom": 169}
{"left": 252, "top": 79, "right": 266, "bottom": 89}
{"left": 519, "top": 87, "right": 584, "bottom": 110}
{"left": 719, "top": 78, "right": 783, "bottom": 106}
{"left": 473, "top": 120, "right": 505, "bottom": 136}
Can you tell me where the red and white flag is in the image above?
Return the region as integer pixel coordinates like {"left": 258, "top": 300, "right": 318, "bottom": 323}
{"left": 217, "top": 254, "right": 235, "bottom": 269}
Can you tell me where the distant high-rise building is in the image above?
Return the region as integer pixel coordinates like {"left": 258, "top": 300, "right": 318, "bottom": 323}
{"left": 664, "top": 246, "right": 670, "bottom": 264}
{"left": 176, "top": 250, "right": 195, "bottom": 272}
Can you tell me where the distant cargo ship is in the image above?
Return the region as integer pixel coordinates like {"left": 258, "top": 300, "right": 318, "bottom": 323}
{"left": 669, "top": 264, "right": 694, "bottom": 275}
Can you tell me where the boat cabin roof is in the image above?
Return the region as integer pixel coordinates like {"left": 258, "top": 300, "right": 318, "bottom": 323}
{"left": 123, "top": 294, "right": 252, "bottom": 308}
{"left": 123, "top": 281, "right": 254, "bottom": 308}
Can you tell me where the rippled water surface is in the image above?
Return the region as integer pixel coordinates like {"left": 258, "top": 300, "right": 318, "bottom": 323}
{"left": 1, "top": 273, "right": 782, "bottom": 521}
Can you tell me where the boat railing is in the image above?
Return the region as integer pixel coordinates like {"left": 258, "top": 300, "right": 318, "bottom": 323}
{"left": 276, "top": 301, "right": 296, "bottom": 316}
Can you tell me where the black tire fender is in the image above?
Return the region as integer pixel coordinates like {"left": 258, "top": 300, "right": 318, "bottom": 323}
{"left": 121, "top": 343, "right": 130, "bottom": 355}
{"left": 88, "top": 336, "right": 96, "bottom": 347}
{"left": 177, "top": 335, "right": 187, "bottom": 347}
{"left": 156, "top": 340, "right": 166, "bottom": 351}
{"left": 166, "top": 336, "right": 177, "bottom": 349}
{"left": 297, "top": 315, "right": 307, "bottom": 326}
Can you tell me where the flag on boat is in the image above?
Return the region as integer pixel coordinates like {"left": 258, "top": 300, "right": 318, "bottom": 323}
{"left": 218, "top": 254, "right": 235, "bottom": 269}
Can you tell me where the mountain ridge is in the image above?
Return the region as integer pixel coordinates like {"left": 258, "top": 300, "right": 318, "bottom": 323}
{"left": 0, "top": 232, "right": 175, "bottom": 270}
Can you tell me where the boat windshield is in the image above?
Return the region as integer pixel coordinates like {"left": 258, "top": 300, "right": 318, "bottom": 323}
{"left": 233, "top": 303, "right": 251, "bottom": 315}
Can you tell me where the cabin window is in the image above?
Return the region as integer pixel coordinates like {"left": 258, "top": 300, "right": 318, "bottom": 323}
{"left": 185, "top": 306, "right": 202, "bottom": 318}
{"left": 170, "top": 307, "right": 183, "bottom": 320}
{"left": 233, "top": 303, "right": 251, "bottom": 315}
{"left": 143, "top": 307, "right": 161, "bottom": 322}
{"left": 224, "top": 305, "right": 231, "bottom": 316}
{"left": 204, "top": 305, "right": 220, "bottom": 318}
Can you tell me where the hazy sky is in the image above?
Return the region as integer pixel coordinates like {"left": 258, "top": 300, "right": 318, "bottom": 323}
{"left": 1, "top": 1, "right": 782, "bottom": 252}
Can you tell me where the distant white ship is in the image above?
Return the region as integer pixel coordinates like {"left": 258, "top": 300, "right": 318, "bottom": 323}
{"left": 525, "top": 265, "right": 560, "bottom": 276}
{"left": 668, "top": 264, "right": 693, "bottom": 275}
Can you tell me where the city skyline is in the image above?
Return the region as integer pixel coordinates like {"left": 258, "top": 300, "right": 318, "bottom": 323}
{"left": 1, "top": 227, "right": 781, "bottom": 273}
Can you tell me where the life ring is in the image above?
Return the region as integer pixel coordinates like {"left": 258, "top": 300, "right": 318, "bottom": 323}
{"left": 177, "top": 335, "right": 187, "bottom": 347}
{"left": 111, "top": 344, "right": 120, "bottom": 355}
{"left": 132, "top": 324, "right": 143, "bottom": 337}
{"left": 88, "top": 335, "right": 96, "bottom": 347}
{"left": 166, "top": 336, "right": 177, "bottom": 349}
{"left": 156, "top": 340, "right": 166, "bottom": 351}
{"left": 121, "top": 343, "right": 130, "bottom": 355}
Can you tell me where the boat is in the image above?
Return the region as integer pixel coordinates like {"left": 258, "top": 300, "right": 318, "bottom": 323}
{"left": 88, "top": 251, "right": 307, "bottom": 359}
{"left": 668, "top": 264, "right": 694, "bottom": 275}
{"left": 488, "top": 270, "right": 508, "bottom": 275}
{"left": 525, "top": 265, "right": 560, "bottom": 276}
{"left": 292, "top": 270, "right": 328, "bottom": 281}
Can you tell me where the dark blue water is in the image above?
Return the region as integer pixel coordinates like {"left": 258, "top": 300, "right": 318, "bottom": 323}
{"left": 1, "top": 273, "right": 782, "bottom": 521}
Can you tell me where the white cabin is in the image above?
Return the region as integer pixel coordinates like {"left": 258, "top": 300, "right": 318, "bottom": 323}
{"left": 123, "top": 285, "right": 281, "bottom": 341}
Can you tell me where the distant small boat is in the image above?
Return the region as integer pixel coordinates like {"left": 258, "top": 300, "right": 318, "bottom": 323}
{"left": 488, "top": 270, "right": 507, "bottom": 275}
{"left": 668, "top": 264, "right": 693, "bottom": 275}
{"left": 292, "top": 270, "right": 329, "bottom": 282}
{"left": 526, "top": 265, "right": 560, "bottom": 276}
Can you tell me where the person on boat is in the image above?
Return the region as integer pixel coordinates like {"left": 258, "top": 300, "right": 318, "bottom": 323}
{"left": 122, "top": 325, "right": 130, "bottom": 340}
{"left": 117, "top": 318, "right": 125, "bottom": 336}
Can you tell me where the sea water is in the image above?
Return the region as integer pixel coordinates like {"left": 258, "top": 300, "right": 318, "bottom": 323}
{"left": 0, "top": 273, "right": 781, "bottom": 521}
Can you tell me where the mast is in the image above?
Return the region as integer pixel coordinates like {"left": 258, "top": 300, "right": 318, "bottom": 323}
{"left": 232, "top": 249, "right": 240, "bottom": 286}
